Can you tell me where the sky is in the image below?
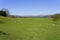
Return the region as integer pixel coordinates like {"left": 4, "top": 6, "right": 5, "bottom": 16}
{"left": 0, "top": 0, "right": 60, "bottom": 16}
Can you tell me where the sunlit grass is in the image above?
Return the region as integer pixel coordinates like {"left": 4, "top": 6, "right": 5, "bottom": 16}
{"left": 0, "top": 17, "right": 60, "bottom": 40}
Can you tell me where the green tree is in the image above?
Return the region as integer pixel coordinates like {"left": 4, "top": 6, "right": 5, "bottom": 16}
{"left": 52, "top": 13, "right": 60, "bottom": 21}
{"left": 0, "top": 8, "right": 10, "bottom": 17}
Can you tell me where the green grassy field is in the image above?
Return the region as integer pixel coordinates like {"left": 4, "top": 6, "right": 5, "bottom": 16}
{"left": 0, "top": 16, "right": 60, "bottom": 40}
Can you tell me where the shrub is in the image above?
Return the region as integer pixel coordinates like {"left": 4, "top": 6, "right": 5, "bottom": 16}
{"left": 52, "top": 13, "right": 60, "bottom": 21}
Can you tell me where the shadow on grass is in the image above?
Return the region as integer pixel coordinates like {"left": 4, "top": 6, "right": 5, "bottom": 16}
{"left": 0, "top": 31, "right": 21, "bottom": 40}
{"left": 0, "top": 21, "right": 5, "bottom": 24}
{"left": 0, "top": 31, "right": 8, "bottom": 35}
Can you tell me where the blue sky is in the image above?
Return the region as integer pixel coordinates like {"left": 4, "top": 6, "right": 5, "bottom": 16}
{"left": 0, "top": 0, "right": 60, "bottom": 16}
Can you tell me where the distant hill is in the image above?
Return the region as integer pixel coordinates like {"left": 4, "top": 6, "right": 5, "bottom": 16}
{"left": 8, "top": 15, "right": 53, "bottom": 18}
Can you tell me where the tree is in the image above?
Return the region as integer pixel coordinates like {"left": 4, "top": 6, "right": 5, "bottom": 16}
{"left": 0, "top": 8, "right": 10, "bottom": 17}
{"left": 52, "top": 13, "right": 60, "bottom": 21}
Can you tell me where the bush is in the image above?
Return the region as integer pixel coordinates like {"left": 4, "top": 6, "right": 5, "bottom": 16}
{"left": 52, "top": 13, "right": 60, "bottom": 21}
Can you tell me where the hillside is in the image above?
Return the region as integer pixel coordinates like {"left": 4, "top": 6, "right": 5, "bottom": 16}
{"left": 0, "top": 16, "right": 60, "bottom": 40}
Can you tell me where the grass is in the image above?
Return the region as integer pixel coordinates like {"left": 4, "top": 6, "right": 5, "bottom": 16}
{"left": 0, "top": 16, "right": 60, "bottom": 40}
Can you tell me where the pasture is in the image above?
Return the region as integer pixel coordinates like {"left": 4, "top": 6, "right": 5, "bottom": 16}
{"left": 0, "top": 17, "right": 60, "bottom": 40}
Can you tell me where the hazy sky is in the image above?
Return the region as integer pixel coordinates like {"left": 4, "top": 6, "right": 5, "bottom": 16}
{"left": 0, "top": 0, "right": 60, "bottom": 16}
